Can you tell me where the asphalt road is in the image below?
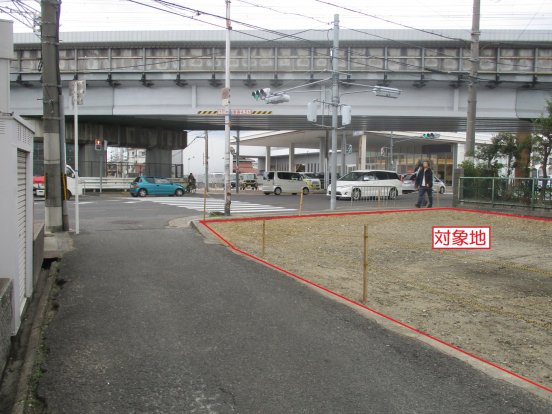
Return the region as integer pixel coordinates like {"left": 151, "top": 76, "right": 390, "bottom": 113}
{"left": 33, "top": 190, "right": 452, "bottom": 231}
{"left": 33, "top": 192, "right": 552, "bottom": 413}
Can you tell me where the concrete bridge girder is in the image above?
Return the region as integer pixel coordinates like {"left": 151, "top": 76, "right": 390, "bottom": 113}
{"left": 27, "top": 119, "right": 187, "bottom": 150}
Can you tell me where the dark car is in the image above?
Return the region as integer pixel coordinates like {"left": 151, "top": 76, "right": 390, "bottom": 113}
{"left": 130, "top": 176, "right": 186, "bottom": 197}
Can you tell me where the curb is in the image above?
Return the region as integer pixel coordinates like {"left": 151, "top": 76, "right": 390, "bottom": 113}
{"left": 11, "top": 263, "right": 58, "bottom": 414}
{"left": 192, "top": 219, "right": 552, "bottom": 404}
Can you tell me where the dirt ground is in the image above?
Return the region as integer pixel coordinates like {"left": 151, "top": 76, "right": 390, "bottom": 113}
{"left": 206, "top": 209, "right": 552, "bottom": 391}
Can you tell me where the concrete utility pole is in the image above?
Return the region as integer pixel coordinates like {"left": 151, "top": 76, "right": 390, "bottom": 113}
{"left": 41, "top": 0, "right": 63, "bottom": 232}
{"left": 330, "top": 14, "right": 339, "bottom": 211}
{"left": 465, "top": 0, "right": 481, "bottom": 159}
{"left": 224, "top": 0, "right": 232, "bottom": 216}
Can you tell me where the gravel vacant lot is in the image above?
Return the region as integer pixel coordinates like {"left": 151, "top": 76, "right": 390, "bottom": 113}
{"left": 206, "top": 209, "right": 552, "bottom": 391}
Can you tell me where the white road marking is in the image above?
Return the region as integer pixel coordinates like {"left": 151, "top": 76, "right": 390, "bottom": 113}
{"left": 135, "top": 198, "right": 297, "bottom": 213}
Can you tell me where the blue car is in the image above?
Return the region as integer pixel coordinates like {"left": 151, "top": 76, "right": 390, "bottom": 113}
{"left": 130, "top": 176, "right": 186, "bottom": 197}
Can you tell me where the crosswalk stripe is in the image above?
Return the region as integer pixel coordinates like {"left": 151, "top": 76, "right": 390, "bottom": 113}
{"left": 135, "top": 197, "right": 296, "bottom": 213}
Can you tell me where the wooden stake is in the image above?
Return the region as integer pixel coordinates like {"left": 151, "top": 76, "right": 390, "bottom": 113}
{"left": 262, "top": 220, "right": 266, "bottom": 258}
{"left": 362, "top": 224, "right": 368, "bottom": 303}
{"left": 299, "top": 190, "right": 304, "bottom": 216}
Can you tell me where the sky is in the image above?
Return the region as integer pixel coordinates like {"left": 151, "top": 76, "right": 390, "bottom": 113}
{"left": 2, "top": 0, "right": 552, "bottom": 34}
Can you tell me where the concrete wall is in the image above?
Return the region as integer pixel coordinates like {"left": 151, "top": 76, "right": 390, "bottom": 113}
{"left": 0, "top": 279, "right": 13, "bottom": 377}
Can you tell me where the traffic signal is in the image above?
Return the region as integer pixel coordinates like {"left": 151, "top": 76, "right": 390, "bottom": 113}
{"left": 252, "top": 88, "right": 271, "bottom": 100}
{"left": 381, "top": 147, "right": 386, "bottom": 156}
{"left": 95, "top": 139, "right": 102, "bottom": 151}
{"left": 347, "top": 144, "right": 352, "bottom": 154}
{"left": 422, "top": 133, "right": 441, "bottom": 138}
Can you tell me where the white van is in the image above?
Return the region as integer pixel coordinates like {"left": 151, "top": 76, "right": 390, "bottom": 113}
{"left": 34, "top": 165, "right": 84, "bottom": 199}
{"left": 262, "top": 171, "right": 310, "bottom": 195}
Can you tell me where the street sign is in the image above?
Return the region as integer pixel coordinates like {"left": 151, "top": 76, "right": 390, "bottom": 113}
{"left": 353, "top": 131, "right": 364, "bottom": 136}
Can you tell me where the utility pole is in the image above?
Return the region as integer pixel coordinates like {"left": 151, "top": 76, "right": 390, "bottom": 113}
{"left": 224, "top": 0, "right": 232, "bottom": 216}
{"left": 236, "top": 130, "right": 240, "bottom": 193}
{"left": 41, "top": 0, "right": 63, "bottom": 232}
{"left": 330, "top": 14, "right": 339, "bottom": 211}
{"left": 465, "top": 0, "right": 481, "bottom": 159}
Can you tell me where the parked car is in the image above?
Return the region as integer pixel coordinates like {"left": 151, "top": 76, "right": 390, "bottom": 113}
{"left": 402, "top": 172, "right": 446, "bottom": 194}
{"left": 262, "top": 171, "right": 309, "bottom": 195}
{"left": 298, "top": 172, "right": 321, "bottom": 190}
{"left": 129, "top": 176, "right": 186, "bottom": 197}
{"left": 327, "top": 170, "right": 402, "bottom": 200}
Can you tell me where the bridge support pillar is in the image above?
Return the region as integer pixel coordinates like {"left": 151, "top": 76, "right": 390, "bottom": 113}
{"left": 78, "top": 144, "right": 105, "bottom": 177}
{"left": 289, "top": 143, "right": 295, "bottom": 172}
{"left": 265, "top": 146, "right": 271, "bottom": 172}
{"left": 145, "top": 149, "right": 172, "bottom": 177}
{"left": 360, "top": 135, "right": 367, "bottom": 169}
{"left": 319, "top": 138, "right": 325, "bottom": 174}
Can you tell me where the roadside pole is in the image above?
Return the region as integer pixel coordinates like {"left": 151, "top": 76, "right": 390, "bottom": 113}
{"left": 72, "top": 85, "right": 80, "bottom": 235}
{"left": 465, "top": 0, "right": 481, "bottom": 159}
{"left": 236, "top": 130, "right": 240, "bottom": 194}
{"left": 59, "top": 96, "right": 69, "bottom": 231}
{"left": 330, "top": 14, "right": 339, "bottom": 211}
{"left": 224, "top": 0, "right": 232, "bottom": 216}
{"left": 204, "top": 130, "right": 209, "bottom": 221}
{"left": 100, "top": 141, "right": 104, "bottom": 194}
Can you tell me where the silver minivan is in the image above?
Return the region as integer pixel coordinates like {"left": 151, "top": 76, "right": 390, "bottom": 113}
{"left": 262, "top": 171, "right": 310, "bottom": 195}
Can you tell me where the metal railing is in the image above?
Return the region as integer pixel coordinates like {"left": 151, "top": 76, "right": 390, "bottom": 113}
{"left": 350, "top": 186, "right": 398, "bottom": 208}
{"left": 80, "top": 177, "right": 186, "bottom": 191}
{"left": 459, "top": 177, "right": 552, "bottom": 209}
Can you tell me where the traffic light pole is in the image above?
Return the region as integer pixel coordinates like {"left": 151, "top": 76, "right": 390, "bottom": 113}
{"left": 224, "top": 0, "right": 232, "bottom": 216}
{"left": 330, "top": 14, "right": 339, "bottom": 211}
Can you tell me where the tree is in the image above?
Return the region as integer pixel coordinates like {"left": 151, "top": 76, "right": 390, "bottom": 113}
{"left": 518, "top": 134, "right": 537, "bottom": 177}
{"left": 472, "top": 139, "right": 502, "bottom": 177}
{"left": 494, "top": 132, "right": 521, "bottom": 177}
{"left": 532, "top": 94, "right": 552, "bottom": 179}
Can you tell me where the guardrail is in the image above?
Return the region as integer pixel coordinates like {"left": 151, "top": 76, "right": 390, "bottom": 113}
{"left": 350, "top": 186, "right": 398, "bottom": 208}
{"left": 80, "top": 177, "right": 187, "bottom": 191}
{"left": 459, "top": 177, "right": 552, "bottom": 209}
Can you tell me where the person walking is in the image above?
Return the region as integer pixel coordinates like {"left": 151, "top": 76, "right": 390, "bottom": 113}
{"left": 415, "top": 161, "right": 433, "bottom": 208}
{"left": 187, "top": 173, "right": 196, "bottom": 193}
{"left": 414, "top": 164, "right": 428, "bottom": 206}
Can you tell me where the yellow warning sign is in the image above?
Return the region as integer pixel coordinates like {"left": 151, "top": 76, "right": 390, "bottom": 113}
{"left": 196, "top": 110, "right": 273, "bottom": 115}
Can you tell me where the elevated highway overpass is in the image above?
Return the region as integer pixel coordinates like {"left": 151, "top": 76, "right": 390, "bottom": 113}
{"left": 9, "top": 29, "right": 552, "bottom": 175}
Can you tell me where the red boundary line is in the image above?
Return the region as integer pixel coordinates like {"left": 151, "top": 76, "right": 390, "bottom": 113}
{"left": 200, "top": 208, "right": 552, "bottom": 394}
